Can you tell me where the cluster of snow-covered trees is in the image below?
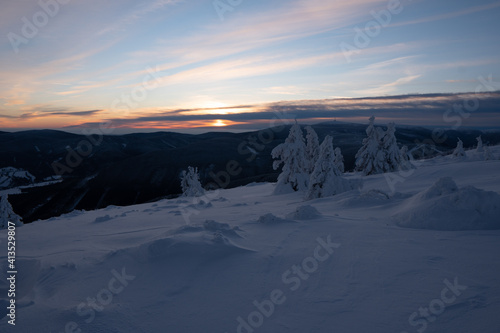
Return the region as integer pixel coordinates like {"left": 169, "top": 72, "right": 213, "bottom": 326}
{"left": 354, "top": 116, "right": 412, "bottom": 175}
{"left": 179, "top": 121, "right": 495, "bottom": 199}
{"left": 271, "top": 123, "right": 356, "bottom": 199}
{"left": 451, "top": 135, "right": 493, "bottom": 160}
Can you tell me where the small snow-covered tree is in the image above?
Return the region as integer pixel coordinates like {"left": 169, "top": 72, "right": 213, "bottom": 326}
{"left": 180, "top": 166, "right": 204, "bottom": 197}
{"left": 333, "top": 147, "right": 345, "bottom": 173}
{"left": 452, "top": 138, "right": 466, "bottom": 158}
{"left": 305, "top": 136, "right": 354, "bottom": 200}
{"left": 484, "top": 145, "right": 492, "bottom": 160}
{"left": 399, "top": 145, "right": 414, "bottom": 170}
{"left": 476, "top": 136, "right": 484, "bottom": 153}
{"left": 0, "top": 195, "right": 22, "bottom": 229}
{"left": 355, "top": 116, "right": 385, "bottom": 175}
{"left": 305, "top": 126, "right": 320, "bottom": 173}
{"left": 271, "top": 123, "right": 309, "bottom": 193}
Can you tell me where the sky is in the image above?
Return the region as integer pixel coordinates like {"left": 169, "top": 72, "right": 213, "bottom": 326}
{"left": 0, "top": 0, "right": 500, "bottom": 133}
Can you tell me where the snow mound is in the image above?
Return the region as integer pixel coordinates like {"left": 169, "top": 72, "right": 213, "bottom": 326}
{"left": 393, "top": 177, "right": 500, "bottom": 230}
{"left": 94, "top": 214, "right": 113, "bottom": 223}
{"left": 170, "top": 225, "right": 204, "bottom": 234}
{"left": 128, "top": 234, "right": 251, "bottom": 262}
{"left": 211, "top": 197, "right": 228, "bottom": 202}
{"left": 169, "top": 220, "right": 242, "bottom": 238}
{"left": 114, "top": 221, "right": 252, "bottom": 262}
{"left": 286, "top": 205, "right": 321, "bottom": 220}
{"left": 360, "top": 189, "right": 390, "bottom": 200}
{"left": 203, "top": 220, "right": 242, "bottom": 237}
{"left": 257, "top": 213, "right": 294, "bottom": 224}
{"left": 418, "top": 176, "right": 458, "bottom": 199}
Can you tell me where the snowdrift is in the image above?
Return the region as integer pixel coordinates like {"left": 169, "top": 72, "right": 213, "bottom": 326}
{"left": 257, "top": 213, "right": 295, "bottom": 224}
{"left": 112, "top": 220, "right": 251, "bottom": 262}
{"left": 285, "top": 205, "right": 322, "bottom": 220}
{"left": 393, "top": 177, "right": 500, "bottom": 230}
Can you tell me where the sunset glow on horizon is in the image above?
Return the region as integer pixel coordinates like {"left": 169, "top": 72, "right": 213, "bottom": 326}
{"left": 1, "top": 0, "right": 500, "bottom": 132}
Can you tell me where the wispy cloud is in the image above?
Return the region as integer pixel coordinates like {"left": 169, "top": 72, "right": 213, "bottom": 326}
{"left": 388, "top": 1, "right": 500, "bottom": 28}
{"left": 19, "top": 109, "right": 102, "bottom": 119}
{"left": 356, "top": 75, "right": 422, "bottom": 96}
{"left": 97, "top": 0, "right": 183, "bottom": 35}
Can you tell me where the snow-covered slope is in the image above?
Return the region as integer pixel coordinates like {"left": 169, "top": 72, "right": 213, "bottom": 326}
{"left": 1, "top": 147, "right": 499, "bottom": 333}
{"left": 0, "top": 167, "right": 35, "bottom": 189}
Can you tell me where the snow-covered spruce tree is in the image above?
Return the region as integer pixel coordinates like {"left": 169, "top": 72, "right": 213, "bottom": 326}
{"left": 180, "top": 166, "right": 205, "bottom": 197}
{"left": 381, "top": 122, "right": 406, "bottom": 172}
{"left": 305, "top": 136, "right": 354, "bottom": 200}
{"left": 0, "top": 195, "right": 22, "bottom": 229}
{"left": 271, "top": 122, "right": 309, "bottom": 193}
{"left": 356, "top": 117, "right": 411, "bottom": 175}
{"left": 305, "top": 126, "right": 320, "bottom": 173}
{"left": 355, "top": 116, "right": 386, "bottom": 175}
{"left": 334, "top": 147, "right": 345, "bottom": 173}
{"left": 476, "top": 135, "right": 484, "bottom": 153}
{"left": 452, "top": 138, "right": 466, "bottom": 158}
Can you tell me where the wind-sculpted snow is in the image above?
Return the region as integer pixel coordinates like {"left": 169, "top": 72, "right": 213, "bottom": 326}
{"left": 257, "top": 213, "right": 296, "bottom": 224}
{"left": 94, "top": 215, "right": 113, "bottom": 223}
{"left": 133, "top": 235, "right": 252, "bottom": 262}
{"left": 334, "top": 189, "right": 398, "bottom": 208}
{"left": 285, "top": 205, "right": 322, "bottom": 220}
{"left": 393, "top": 177, "right": 500, "bottom": 230}
{"left": 106, "top": 221, "right": 252, "bottom": 263}
{"left": 203, "top": 220, "right": 243, "bottom": 238}
{"left": 167, "top": 220, "right": 243, "bottom": 238}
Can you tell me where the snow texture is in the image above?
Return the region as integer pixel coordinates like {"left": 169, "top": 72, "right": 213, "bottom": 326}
{"left": 285, "top": 205, "right": 321, "bottom": 220}
{"left": 257, "top": 212, "right": 294, "bottom": 224}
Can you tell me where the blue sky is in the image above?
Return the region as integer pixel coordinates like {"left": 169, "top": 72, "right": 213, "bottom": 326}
{"left": 0, "top": 0, "right": 499, "bottom": 131}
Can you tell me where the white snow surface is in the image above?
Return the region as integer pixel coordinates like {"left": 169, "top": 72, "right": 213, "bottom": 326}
{"left": 1, "top": 147, "right": 500, "bottom": 332}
